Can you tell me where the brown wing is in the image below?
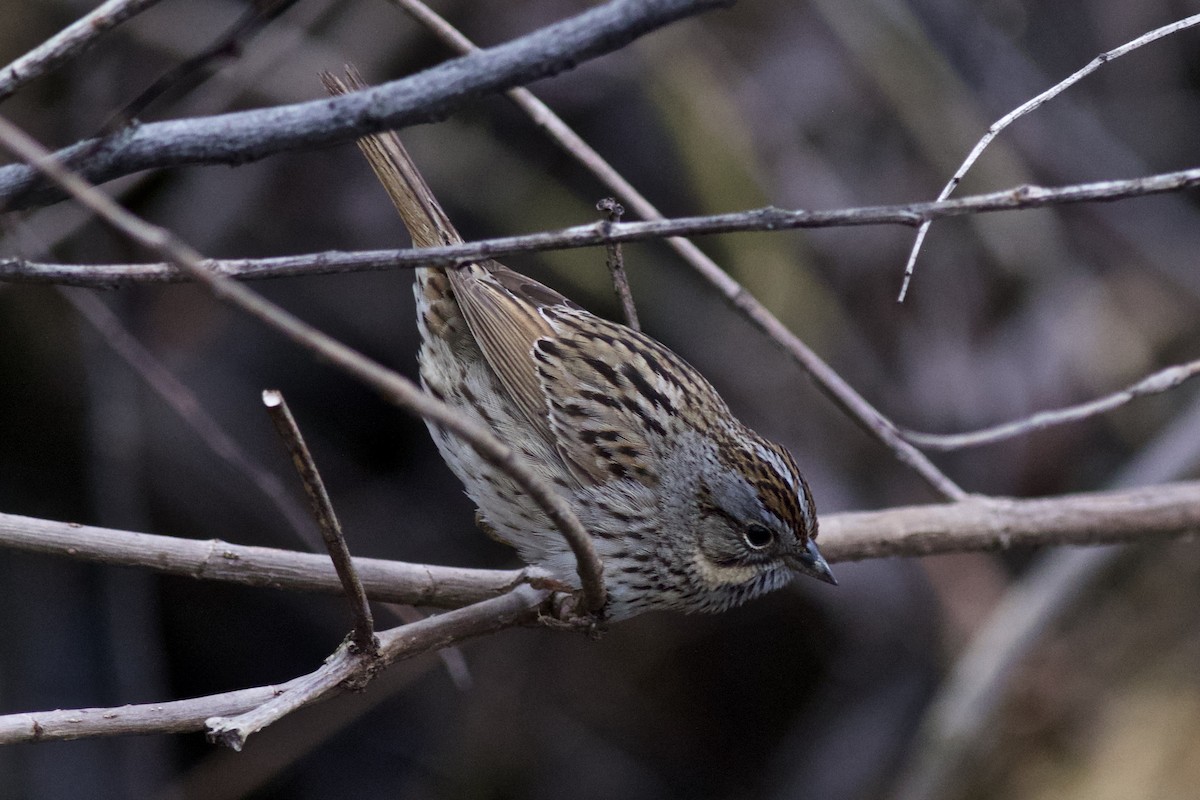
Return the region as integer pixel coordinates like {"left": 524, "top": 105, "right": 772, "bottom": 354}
{"left": 325, "top": 67, "right": 688, "bottom": 488}
{"left": 532, "top": 306, "right": 727, "bottom": 488}
{"left": 442, "top": 262, "right": 565, "bottom": 452}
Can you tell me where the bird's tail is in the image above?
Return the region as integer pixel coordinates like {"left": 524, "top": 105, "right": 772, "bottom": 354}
{"left": 320, "top": 67, "right": 462, "bottom": 249}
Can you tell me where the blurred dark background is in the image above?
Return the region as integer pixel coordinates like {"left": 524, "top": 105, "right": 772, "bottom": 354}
{"left": 1, "top": 0, "right": 1199, "bottom": 798}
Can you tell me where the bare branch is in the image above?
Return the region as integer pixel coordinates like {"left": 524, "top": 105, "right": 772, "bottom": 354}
{"left": 5, "top": 481, "right": 1199, "bottom": 599}
{"left": 897, "top": 12, "right": 1200, "bottom": 300}
{"left": 816, "top": 480, "right": 1200, "bottom": 563}
{"left": 262, "top": 389, "right": 375, "bottom": 652}
{"left": 0, "top": 111, "right": 607, "bottom": 616}
{"left": 0, "top": 510, "right": 526, "bottom": 607}
{"left": 0, "top": 0, "right": 728, "bottom": 210}
{"left": 5, "top": 168, "right": 1198, "bottom": 287}
{"left": 0, "top": 585, "right": 547, "bottom": 745}
{"left": 2, "top": 479, "right": 1198, "bottom": 745}
{"left": 10, "top": 166, "right": 1195, "bottom": 504}
{"left": 205, "top": 638, "right": 370, "bottom": 752}
{"left": 901, "top": 358, "right": 1200, "bottom": 450}
{"left": 889, "top": 395, "right": 1200, "bottom": 800}
{"left": 0, "top": 0, "right": 166, "bottom": 104}
{"left": 104, "top": 0, "right": 302, "bottom": 130}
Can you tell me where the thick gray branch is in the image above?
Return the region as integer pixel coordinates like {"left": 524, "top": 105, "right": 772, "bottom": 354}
{"left": 0, "top": 0, "right": 727, "bottom": 210}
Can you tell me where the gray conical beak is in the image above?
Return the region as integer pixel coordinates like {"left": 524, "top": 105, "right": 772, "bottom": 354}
{"left": 791, "top": 539, "right": 837, "bottom": 586}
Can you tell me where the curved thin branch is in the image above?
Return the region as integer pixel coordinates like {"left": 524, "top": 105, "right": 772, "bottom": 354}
{"left": 888, "top": 394, "right": 1200, "bottom": 800}
{"left": 0, "top": 0, "right": 728, "bottom": 210}
{"left": 897, "top": 13, "right": 1200, "bottom": 300}
{"left": 4, "top": 167, "right": 1198, "bottom": 286}
{"left": 901, "top": 357, "right": 1200, "bottom": 450}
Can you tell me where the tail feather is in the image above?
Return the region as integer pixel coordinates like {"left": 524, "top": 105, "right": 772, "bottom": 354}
{"left": 320, "top": 67, "right": 461, "bottom": 249}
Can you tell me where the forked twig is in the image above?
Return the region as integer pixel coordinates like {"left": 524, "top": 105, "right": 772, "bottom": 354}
{"left": 897, "top": 12, "right": 1200, "bottom": 301}
{"left": 202, "top": 584, "right": 544, "bottom": 750}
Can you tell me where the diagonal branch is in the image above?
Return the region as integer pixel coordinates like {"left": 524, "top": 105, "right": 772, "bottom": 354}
{"left": 390, "top": 0, "right": 960, "bottom": 499}
{"left": 0, "top": 0, "right": 728, "bottom": 210}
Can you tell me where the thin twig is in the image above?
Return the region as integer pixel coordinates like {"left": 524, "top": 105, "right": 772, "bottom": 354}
{"left": 0, "top": 112, "right": 607, "bottom": 616}
{"left": 5, "top": 168, "right": 1199, "bottom": 286}
{"left": 897, "top": 12, "right": 1200, "bottom": 301}
{"left": 390, "top": 0, "right": 962, "bottom": 500}
{"left": 0, "top": 0, "right": 728, "bottom": 210}
{"left": 11, "top": 0, "right": 304, "bottom": 210}
{"left": 262, "top": 389, "right": 376, "bottom": 652}
{"left": 0, "top": 0, "right": 166, "bottom": 104}
{"left": 596, "top": 197, "right": 640, "bottom": 330}
{"left": 900, "top": 357, "right": 1200, "bottom": 450}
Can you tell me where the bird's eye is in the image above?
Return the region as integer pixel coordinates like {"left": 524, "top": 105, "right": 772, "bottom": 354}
{"left": 743, "top": 523, "right": 775, "bottom": 550}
